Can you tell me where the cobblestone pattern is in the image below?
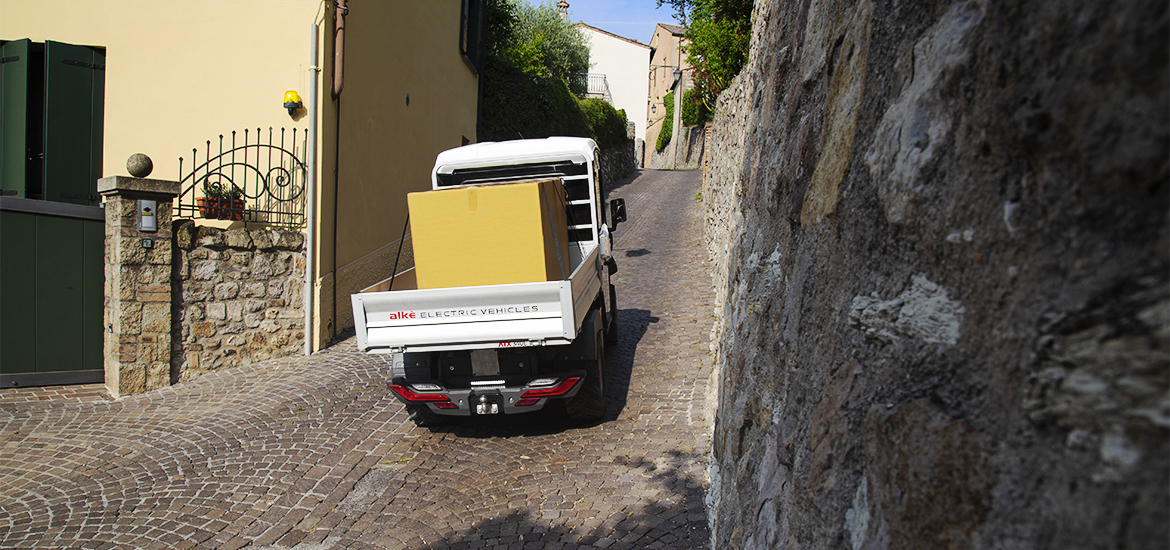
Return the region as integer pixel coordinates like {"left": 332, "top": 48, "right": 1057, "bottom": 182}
{"left": 0, "top": 384, "right": 112, "bottom": 407}
{"left": 173, "top": 221, "right": 306, "bottom": 383}
{"left": 0, "top": 169, "right": 714, "bottom": 549}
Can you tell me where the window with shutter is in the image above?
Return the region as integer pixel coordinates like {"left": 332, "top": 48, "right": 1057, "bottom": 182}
{"left": 0, "top": 39, "right": 105, "bottom": 205}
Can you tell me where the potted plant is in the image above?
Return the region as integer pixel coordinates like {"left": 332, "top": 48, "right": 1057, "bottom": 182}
{"left": 196, "top": 182, "right": 245, "bottom": 220}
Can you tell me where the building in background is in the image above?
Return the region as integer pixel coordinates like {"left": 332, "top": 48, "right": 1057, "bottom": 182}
{"left": 645, "top": 23, "right": 688, "bottom": 161}
{"left": 575, "top": 22, "right": 650, "bottom": 164}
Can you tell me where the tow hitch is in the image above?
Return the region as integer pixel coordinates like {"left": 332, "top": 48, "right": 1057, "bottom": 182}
{"left": 474, "top": 394, "right": 501, "bottom": 415}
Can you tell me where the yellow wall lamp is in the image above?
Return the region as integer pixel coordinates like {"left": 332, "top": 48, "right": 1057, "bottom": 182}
{"left": 283, "top": 90, "right": 304, "bottom": 115}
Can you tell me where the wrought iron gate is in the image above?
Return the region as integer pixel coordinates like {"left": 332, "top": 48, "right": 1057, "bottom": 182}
{"left": 175, "top": 128, "right": 307, "bottom": 228}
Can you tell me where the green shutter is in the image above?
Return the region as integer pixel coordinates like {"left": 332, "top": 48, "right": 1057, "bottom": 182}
{"left": 1, "top": 39, "right": 30, "bottom": 198}
{"left": 43, "top": 41, "right": 104, "bottom": 205}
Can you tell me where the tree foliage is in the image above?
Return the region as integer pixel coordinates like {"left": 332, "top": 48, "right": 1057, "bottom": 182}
{"left": 681, "top": 88, "right": 710, "bottom": 126}
{"left": 657, "top": 0, "right": 753, "bottom": 113}
{"left": 479, "top": 0, "right": 627, "bottom": 146}
{"left": 500, "top": 1, "right": 590, "bottom": 95}
{"left": 484, "top": 0, "right": 519, "bottom": 62}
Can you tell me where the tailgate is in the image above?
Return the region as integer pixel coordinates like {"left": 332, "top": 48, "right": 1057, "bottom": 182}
{"left": 353, "top": 279, "right": 575, "bottom": 352}
{"left": 352, "top": 244, "right": 601, "bottom": 353}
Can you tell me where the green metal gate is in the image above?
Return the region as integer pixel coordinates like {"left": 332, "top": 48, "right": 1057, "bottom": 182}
{"left": 1, "top": 38, "right": 106, "bottom": 386}
{"left": 0, "top": 199, "right": 104, "bottom": 386}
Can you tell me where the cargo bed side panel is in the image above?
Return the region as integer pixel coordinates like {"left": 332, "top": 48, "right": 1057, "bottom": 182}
{"left": 353, "top": 279, "right": 569, "bottom": 352}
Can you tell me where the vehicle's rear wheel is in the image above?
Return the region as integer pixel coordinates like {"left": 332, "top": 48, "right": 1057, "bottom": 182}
{"left": 566, "top": 329, "right": 606, "bottom": 421}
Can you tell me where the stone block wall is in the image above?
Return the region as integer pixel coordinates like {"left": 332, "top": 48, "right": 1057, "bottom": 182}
{"left": 702, "top": 0, "right": 1167, "bottom": 548}
{"left": 646, "top": 125, "right": 707, "bottom": 170}
{"left": 172, "top": 220, "right": 305, "bottom": 382}
{"left": 599, "top": 139, "right": 636, "bottom": 188}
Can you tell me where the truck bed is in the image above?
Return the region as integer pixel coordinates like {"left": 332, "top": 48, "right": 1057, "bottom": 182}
{"left": 352, "top": 242, "right": 601, "bottom": 353}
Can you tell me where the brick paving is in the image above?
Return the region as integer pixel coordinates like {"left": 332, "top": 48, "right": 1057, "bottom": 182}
{"left": 0, "top": 169, "right": 714, "bottom": 549}
{"left": 0, "top": 383, "right": 112, "bottom": 406}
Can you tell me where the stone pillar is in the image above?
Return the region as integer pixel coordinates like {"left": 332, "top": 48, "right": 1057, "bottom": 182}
{"left": 97, "top": 175, "right": 180, "bottom": 398}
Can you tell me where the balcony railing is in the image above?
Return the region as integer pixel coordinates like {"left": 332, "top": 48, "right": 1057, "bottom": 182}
{"left": 574, "top": 73, "right": 613, "bottom": 105}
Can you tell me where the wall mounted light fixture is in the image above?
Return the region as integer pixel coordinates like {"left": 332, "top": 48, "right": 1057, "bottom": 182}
{"left": 283, "top": 90, "right": 304, "bottom": 115}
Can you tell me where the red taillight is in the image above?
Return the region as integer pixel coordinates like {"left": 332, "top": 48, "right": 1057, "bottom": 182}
{"left": 515, "top": 377, "right": 581, "bottom": 406}
{"left": 389, "top": 384, "right": 452, "bottom": 404}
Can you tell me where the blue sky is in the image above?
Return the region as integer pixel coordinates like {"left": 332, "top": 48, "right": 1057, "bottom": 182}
{"left": 560, "top": 0, "right": 683, "bottom": 45}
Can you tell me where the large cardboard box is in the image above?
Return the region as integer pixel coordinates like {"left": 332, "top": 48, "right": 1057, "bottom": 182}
{"left": 408, "top": 178, "right": 571, "bottom": 289}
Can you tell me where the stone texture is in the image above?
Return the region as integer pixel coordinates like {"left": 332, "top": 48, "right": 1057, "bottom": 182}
{"left": 126, "top": 153, "right": 154, "bottom": 177}
{"left": 173, "top": 224, "right": 306, "bottom": 382}
{"left": 702, "top": 0, "right": 1168, "bottom": 547}
{"left": 598, "top": 139, "right": 637, "bottom": 188}
{"left": 647, "top": 125, "right": 706, "bottom": 170}
{"left": 100, "top": 177, "right": 179, "bottom": 398}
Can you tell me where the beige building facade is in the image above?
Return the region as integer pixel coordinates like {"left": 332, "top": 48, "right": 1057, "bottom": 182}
{"left": 645, "top": 23, "right": 688, "bottom": 154}
{"left": 2, "top": 1, "right": 481, "bottom": 355}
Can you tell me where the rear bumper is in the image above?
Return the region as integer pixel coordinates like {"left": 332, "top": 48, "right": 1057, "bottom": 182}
{"left": 388, "top": 370, "right": 586, "bottom": 416}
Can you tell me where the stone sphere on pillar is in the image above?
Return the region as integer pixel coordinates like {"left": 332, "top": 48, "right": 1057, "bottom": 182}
{"left": 127, "top": 153, "right": 153, "bottom": 178}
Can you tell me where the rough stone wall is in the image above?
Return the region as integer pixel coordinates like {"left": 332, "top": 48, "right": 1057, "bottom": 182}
{"left": 101, "top": 180, "right": 178, "bottom": 396}
{"left": 702, "top": 0, "right": 1168, "bottom": 548}
{"left": 647, "top": 125, "right": 708, "bottom": 170}
{"left": 172, "top": 221, "right": 306, "bottom": 381}
{"left": 599, "top": 140, "right": 637, "bottom": 186}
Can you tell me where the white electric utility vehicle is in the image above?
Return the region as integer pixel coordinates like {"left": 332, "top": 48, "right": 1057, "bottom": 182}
{"left": 350, "top": 137, "right": 626, "bottom": 423}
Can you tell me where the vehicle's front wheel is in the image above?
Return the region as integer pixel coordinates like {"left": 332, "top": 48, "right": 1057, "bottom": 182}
{"left": 566, "top": 329, "right": 606, "bottom": 421}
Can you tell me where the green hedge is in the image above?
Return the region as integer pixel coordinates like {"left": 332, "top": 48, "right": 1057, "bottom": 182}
{"left": 682, "top": 88, "right": 711, "bottom": 126}
{"left": 480, "top": 64, "right": 591, "bottom": 142}
{"left": 480, "top": 64, "right": 630, "bottom": 149}
{"left": 580, "top": 98, "right": 629, "bottom": 149}
{"left": 655, "top": 92, "right": 675, "bottom": 152}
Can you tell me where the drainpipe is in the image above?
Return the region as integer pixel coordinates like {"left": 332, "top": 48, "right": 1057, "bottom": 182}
{"left": 304, "top": 22, "right": 319, "bottom": 355}
{"left": 332, "top": 0, "right": 347, "bottom": 100}
{"left": 330, "top": 0, "right": 347, "bottom": 340}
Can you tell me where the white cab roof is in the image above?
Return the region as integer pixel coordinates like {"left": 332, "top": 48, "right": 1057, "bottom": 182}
{"left": 433, "top": 137, "right": 598, "bottom": 175}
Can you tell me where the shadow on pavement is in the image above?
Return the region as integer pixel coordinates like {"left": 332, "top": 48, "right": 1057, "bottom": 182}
{"left": 604, "top": 308, "right": 657, "bottom": 421}
{"left": 604, "top": 168, "right": 644, "bottom": 194}
{"left": 405, "top": 448, "right": 711, "bottom": 549}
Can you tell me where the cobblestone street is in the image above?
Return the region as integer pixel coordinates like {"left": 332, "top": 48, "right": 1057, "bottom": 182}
{"left": 0, "top": 169, "right": 716, "bottom": 550}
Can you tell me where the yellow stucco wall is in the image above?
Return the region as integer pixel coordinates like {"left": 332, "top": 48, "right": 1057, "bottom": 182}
{"left": 1, "top": 0, "right": 322, "bottom": 184}
{"left": 316, "top": 0, "right": 479, "bottom": 346}
{"left": 4, "top": 1, "right": 481, "bottom": 351}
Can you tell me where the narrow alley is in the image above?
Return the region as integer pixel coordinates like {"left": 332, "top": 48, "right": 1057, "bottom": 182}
{"left": 0, "top": 169, "right": 715, "bottom": 550}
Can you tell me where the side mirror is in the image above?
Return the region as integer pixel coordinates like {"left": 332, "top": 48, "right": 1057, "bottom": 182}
{"left": 609, "top": 198, "right": 627, "bottom": 226}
